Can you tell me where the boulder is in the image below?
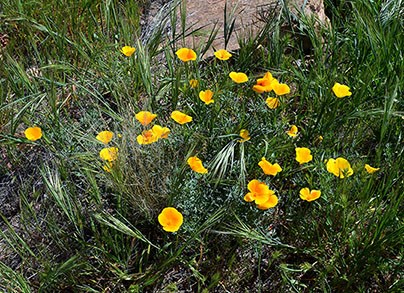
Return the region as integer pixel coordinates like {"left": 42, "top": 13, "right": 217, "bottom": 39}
{"left": 175, "top": 0, "right": 329, "bottom": 56}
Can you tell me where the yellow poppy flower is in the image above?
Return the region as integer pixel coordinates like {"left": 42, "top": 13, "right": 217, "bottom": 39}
{"left": 266, "top": 97, "right": 280, "bottom": 109}
{"left": 189, "top": 79, "right": 199, "bottom": 88}
{"left": 365, "top": 164, "right": 380, "bottom": 174}
{"left": 96, "top": 130, "right": 114, "bottom": 144}
{"left": 199, "top": 90, "right": 214, "bottom": 105}
{"left": 176, "top": 48, "right": 197, "bottom": 62}
{"left": 214, "top": 49, "right": 232, "bottom": 60}
{"left": 295, "top": 147, "right": 313, "bottom": 164}
{"left": 136, "top": 130, "right": 158, "bottom": 145}
{"left": 253, "top": 72, "right": 275, "bottom": 93}
{"left": 262, "top": 72, "right": 273, "bottom": 80}
{"left": 287, "top": 125, "right": 298, "bottom": 137}
{"left": 171, "top": 110, "right": 193, "bottom": 124}
{"left": 299, "top": 188, "right": 321, "bottom": 202}
{"left": 158, "top": 207, "right": 183, "bottom": 232}
{"left": 24, "top": 126, "right": 42, "bottom": 141}
{"left": 326, "top": 157, "right": 354, "bottom": 178}
{"left": 273, "top": 82, "right": 290, "bottom": 95}
{"left": 239, "top": 129, "right": 250, "bottom": 142}
{"left": 256, "top": 194, "right": 278, "bottom": 210}
{"left": 229, "top": 72, "right": 248, "bottom": 83}
{"left": 152, "top": 125, "right": 170, "bottom": 139}
{"left": 99, "top": 147, "right": 119, "bottom": 162}
{"left": 258, "top": 157, "right": 282, "bottom": 176}
{"left": 244, "top": 179, "right": 274, "bottom": 205}
{"left": 120, "top": 46, "right": 136, "bottom": 57}
{"left": 332, "top": 82, "right": 352, "bottom": 98}
{"left": 187, "top": 156, "right": 208, "bottom": 174}
{"left": 135, "top": 111, "right": 157, "bottom": 126}
{"left": 252, "top": 85, "right": 267, "bottom": 93}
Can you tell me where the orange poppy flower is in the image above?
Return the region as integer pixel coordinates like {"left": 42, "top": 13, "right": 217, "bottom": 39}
{"left": 326, "top": 157, "right": 354, "bottom": 178}
{"left": 252, "top": 72, "right": 275, "bottom": 93}
{"left": 199, "top": 90, "right": 214, "bottom": 105}
{"left": 187, "top": 156, "right": 208, "bottom": 174}
{"left": 239, "top": 129, "right": 250, "bottom": 142}
{"left": 176, "top": 48, "right": 197, "bottom": 62}
{"left": 99, "top": 147, "right": 119, "bottom": 162}
{"left": 273, "top": 82, "right": 290, "bottom": 95}
{"left": 96, "top": 131, "right": 114, "bottom": 144}
{"left": 158, "top": 207, "right": 183, "bottom": 232}
{"left": 287, "top": 125, "right": 298, "bottom": 137}
{"left": 258, "top": 157, "right": 282, "bottom": 176}
{"left": 214, "top": 49, "right": 232, "bottom": 60}
{"left": 135, "top": 111, "right": 157, "bottom": 126}
{"left": 364, "top": 164, "right": 380, "bottom": 174}
{"left": 229, "top": 72, "right": 248, "bottom": 83}
{"left": 137, "top": 130, "right": 158, "bottom": 145}
{"left": 332, "top": 82, "right": 352, "bottom": 98}
{"left": 24, "top": 126, "right": 42, "bottom": 141}
{"left": 171, "top": 110, "right": 193, "bottom": 124}
{"left": 152, "top": 125, "right": 170, "bottom": 139}
{"left": 120, "top": 46, "right": 136, "bottom": 56}
{"left": 266, "top": 97, "right": 280, "bottom": 109}
{"left": 299, "top": 188, "right": 321, "bottom": 202}
{"left": 295, "top": 147, "right": 313, "bottom": 164}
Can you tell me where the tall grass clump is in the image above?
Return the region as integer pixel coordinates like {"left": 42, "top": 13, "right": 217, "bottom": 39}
{"left": 0, "top": 0, "right": 403, "bottom": 291}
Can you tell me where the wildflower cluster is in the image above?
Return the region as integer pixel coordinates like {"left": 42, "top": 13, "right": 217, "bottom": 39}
{"left": 251, "top": 71, "right": 291, "bottom": 110}
{"left": 2, "top": 3, "right": 398, "bottom": 290}
{"left": 119, "top": 47, "right": 379, "bottom": 233}
{"left": 135, "top": 111, "right": 170, "bottom": 145}
{"left": 96, "top": 130, "right": 117, "bottom": 172}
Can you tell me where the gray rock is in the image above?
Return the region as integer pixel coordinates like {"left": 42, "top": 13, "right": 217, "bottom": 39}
{"left": 175, "top": 0, "right": 329, "bottom": 56}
